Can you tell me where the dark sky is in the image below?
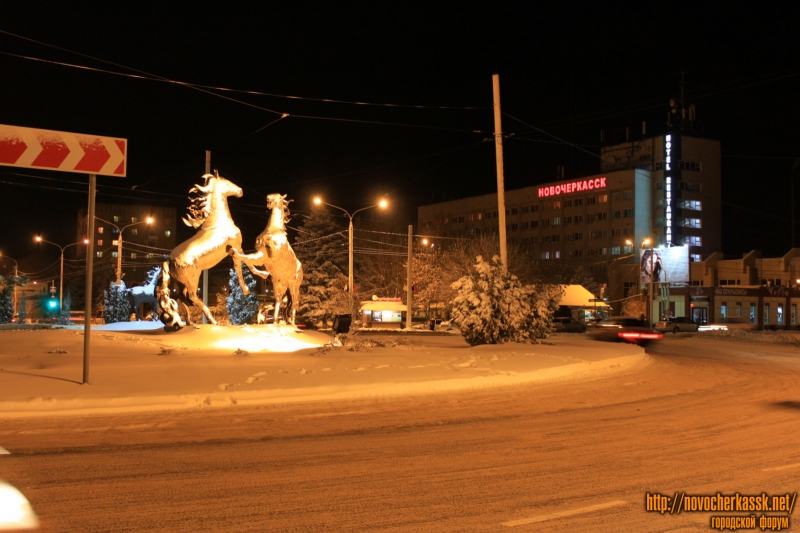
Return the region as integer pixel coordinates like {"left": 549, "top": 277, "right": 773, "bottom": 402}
{"left": 1, "top": 4, "right": 798, "bottom": 276}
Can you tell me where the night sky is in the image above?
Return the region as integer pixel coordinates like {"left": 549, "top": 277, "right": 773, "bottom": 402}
{"left": 1, "top": 5, "right": 797, "bottom": 278}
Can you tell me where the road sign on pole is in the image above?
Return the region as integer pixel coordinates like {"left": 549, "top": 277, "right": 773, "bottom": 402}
{"left": 0, "top": 124, "right": 127, "bottom": 177}
{"left": 0, "top": 124, "right": 128, "bottom": 384}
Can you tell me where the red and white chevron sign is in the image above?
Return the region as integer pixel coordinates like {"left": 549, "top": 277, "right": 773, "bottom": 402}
{"left": 0, "top": 124, "right": 126, "bottom": 177}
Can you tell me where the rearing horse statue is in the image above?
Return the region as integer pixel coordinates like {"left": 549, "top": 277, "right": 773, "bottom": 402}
{"left": 230, "top": 193, "right": 303, "bottom": 326}
{"left": 160, "top": 172, "right": 248, "bottom": 329}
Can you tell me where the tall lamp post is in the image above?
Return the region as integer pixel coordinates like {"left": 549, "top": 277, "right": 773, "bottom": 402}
{"left": 95, "top": 216, "right": 153, "bottom": 285}
{"left": 0, "top": 252, "right": 19, "bottom": 319}
{"left": 312, "top": 197, "right": 388, "bottom": 308}
{"left": 34, "top": 237, "right": 89, "bottom": 311}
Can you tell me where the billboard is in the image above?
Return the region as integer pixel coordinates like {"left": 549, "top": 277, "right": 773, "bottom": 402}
{"left": 639, "top": 245, "right": 689, "bottom": 286}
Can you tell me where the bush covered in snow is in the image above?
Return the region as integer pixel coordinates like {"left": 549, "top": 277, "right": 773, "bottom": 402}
{"left": 450, "top": 255, "right": 562, "bottom": 346}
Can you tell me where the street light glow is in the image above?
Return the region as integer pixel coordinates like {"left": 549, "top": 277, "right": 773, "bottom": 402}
{"left": 379, "top": 199, "right": 388, "bottom": 208}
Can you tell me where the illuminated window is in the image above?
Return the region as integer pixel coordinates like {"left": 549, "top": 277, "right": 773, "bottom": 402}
{"left": 130, "top": 253, "right": 137, "bottom": 259}
{"left": 113, "top": 216, "right": 120, "bottom": 222}
{"left": 131, "top": 228, "right": 138, "bottom": 235}
{"left": 553, "top": 201, "right": 561, "bottom": 209}
{"left": 720, "top": 302, "right": 727, "bottom": 319}
{"left": 97, "top": 239, "right": 103, "bottom": 246}
{"left": 541, "top": 251, "right": 550, "bottom": 259}
{"left": 764, "top": 304, "right": 770, "bottom": 324}
{"left": 623, "top": 245, "right": 633, "bottom": 254}
{"left": 476, "top": 213, "right": 483, "bottom": 220}
{"left": 691, "top": 254, "right": 701, "bottom": 262}
{"left": 112, "top": 227, "right": 119, "bottom": 234}
{"left": 611, "top": 246, "right": 621, "bottom": 255}
{"left": 598, "top": 194, "right": 608, "bottom": 203}
{"left": 684, "top": 236, "right": 702, "bottom": 246}
{"left": 682, "top": 218, "right": 702, "bottom": 229}
{"left": 554, "top": 251, "right": 561, "bottom": 258}
{"left": 552, "top": 217, "right": 560, "bottom": 226}
{"left": 96, "top": 251, "right": 103, "bottom": 258}
{"left": 750, "top": 304, "right": 756, "bottom": 323}
{"left": 111, "top": 251, "right": 118, "bottom": 258}
{"left": 97, "top": 227, "right": 104, "bottom": 234}
{"left": 599, "top": 247, "right": 607, "bottom": 256}
{"left": 777, "top": 304, "right": 784, "bottom": 325}
{"left": 680, "top": 200, "right": 702, "bottom": 211}
{"left": 131, "top": 217, "right": 138, "bottom": 223}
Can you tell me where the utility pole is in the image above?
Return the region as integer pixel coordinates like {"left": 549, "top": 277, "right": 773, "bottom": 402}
{"left": 83, "top": 174, "right": 96, "bottom": 385}
{"left": 202, "top": 150, "right": 210, "bottom": 324}
{"left": 492, "top": 74, "right": 508, "bottom": 268}
{"left": 406, "top": 225, "right": 413, "bottom": 330}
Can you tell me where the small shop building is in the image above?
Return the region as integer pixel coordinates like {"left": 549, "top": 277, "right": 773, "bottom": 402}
{"left": 360, "top": 297, "right": 407, "bottom": 329}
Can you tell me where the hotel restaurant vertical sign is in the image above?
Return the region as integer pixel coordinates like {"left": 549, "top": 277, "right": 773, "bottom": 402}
{"left": 664, "top": 133, "right": 680, "bottom": 246}
{"left": 0, "top": 124, "right": 127, "bottom": 177}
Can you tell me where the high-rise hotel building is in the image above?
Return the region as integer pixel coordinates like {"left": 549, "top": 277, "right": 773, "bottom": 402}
{"left": 417, "top": 132, "right": 721, "bottom": 285}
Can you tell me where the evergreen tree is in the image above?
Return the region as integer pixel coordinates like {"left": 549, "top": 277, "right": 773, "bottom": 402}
{"left": 18, "top": 292, "right": 27, "bottom": 323}
{"left": 294, "top": 209, "right": 349, "bottom": 326}
{"left": 0, "top": 273, "right": 27, "bottom": 324}
{"left": 226, "top": 262, "right": 258, "bottom": 325}
{"left": 103, "top": 281, "right": 131, "bottom": 323}
{"left": 450, "top": 255, "right": 562, "bottom": 346}
{"left": 54, "top": 291, "right": 72, "bottom": 325}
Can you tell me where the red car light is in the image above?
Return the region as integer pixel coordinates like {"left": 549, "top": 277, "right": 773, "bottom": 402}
{"left": 618, "top": 332, "right": 663, "bottom": 340}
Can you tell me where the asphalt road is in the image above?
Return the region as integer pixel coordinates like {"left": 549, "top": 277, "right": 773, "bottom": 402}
{"left": 2, "top": 336, "right": 799, "bottom": 532}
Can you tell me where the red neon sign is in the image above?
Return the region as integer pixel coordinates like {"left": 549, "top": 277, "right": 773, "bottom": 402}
{"left": 538, "top": 177, "right": 607, "bottom": 198}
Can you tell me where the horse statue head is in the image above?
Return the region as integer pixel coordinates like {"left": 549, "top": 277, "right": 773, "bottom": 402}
{"left": 183, "top": 171, "right": 243, "bottom": 228}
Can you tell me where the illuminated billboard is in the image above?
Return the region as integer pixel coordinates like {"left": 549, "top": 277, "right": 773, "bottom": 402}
{"left": 638, "top": 245, "right": 689, "bottom": 286}
{"left": 537, "top": 177, "right": 607, "bottom": 198}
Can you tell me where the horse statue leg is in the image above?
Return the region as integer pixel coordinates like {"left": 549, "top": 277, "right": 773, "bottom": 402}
{"left": 157, "top": 261, "right": 185, "bottom": 332}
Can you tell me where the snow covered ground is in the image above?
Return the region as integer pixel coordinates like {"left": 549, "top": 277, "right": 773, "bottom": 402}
{"left": 0, "top": 324, "right": 647, "bottom": 418}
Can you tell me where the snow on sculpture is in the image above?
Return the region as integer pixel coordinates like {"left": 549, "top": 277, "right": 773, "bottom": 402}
{"left": 129, "top": 266, "right": 160, "bottom": 320}
{"left": 158, "top": 172, "right": 249, "bottom": 330}
{"left": 230, "top": 193, "right": 303, "bottom": 326}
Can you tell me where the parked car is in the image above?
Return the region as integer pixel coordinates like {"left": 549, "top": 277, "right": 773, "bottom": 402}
{"left": 655, "top": 316, "right": 700, "bottom": 334}
{"left": 552, "top": 317, "right": 587, "bottom": 333}
{"left": 589, "top": 317, "right": 663, "bottom": 345}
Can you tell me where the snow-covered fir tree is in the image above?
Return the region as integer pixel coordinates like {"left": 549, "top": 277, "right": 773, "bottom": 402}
{"left": 450, "top": 255, "right": 562, "bottom": 346}
{"left": 53, "top": 291, "right": 72, "bottom": 325}
{"left": 294, "top": 209, "right": 349, "bottom": 326}
{"left": 0, "top": 273, "right": 27, "bottom": 324}
{"left": 226, "top": 262, "right": 258, "bottom": 325}
{"left": 103, "top": 281, "right": 131, "bottom": 324}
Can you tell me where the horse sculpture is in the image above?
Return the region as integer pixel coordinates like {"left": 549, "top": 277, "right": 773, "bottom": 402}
{"left": 230, "top": 193, "right": 303, "bottom": 326}
{"left": 159, "top": 172, "right": 249, "bottom": 329}
{"left": 129, "top": 266, "right": 160, "bottom": 320}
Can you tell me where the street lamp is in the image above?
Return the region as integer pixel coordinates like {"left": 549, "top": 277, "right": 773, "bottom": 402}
{"left": 312, "top": 197, "right": 388, "bottom": 306}
{"left": 95, "top": 216, "right": 153, "bottom": 285}
{"left": 34, "top": 237, "right": 89, "bottom": 311}
{"left": 0, "top": 252, "right": 19, "bottom": 320}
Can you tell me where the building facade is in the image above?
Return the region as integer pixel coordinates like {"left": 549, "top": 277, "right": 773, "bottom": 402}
{"left": 418, "top": 133, "right": 722, "bottom": 286}
{"left": 76, "top": 204, "right": 177, "bottom": 284}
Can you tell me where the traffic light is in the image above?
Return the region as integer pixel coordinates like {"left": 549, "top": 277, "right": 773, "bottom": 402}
{"left": 48, "top": 298, "right": 57, "bottom": 310}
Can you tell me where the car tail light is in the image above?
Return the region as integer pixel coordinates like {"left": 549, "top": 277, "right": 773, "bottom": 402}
{"left": 618, "top": 332, "right": 663, "bottom": 340}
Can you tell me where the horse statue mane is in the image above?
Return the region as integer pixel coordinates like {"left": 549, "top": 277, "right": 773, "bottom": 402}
{"left": 230, "top": 192, "right": 303, "bottom": 326}
{"left": 182, "top": 173, "right": 214, "bottom": 228}
{"left": 157, "top": 172, "right": 249, "bottom": 331}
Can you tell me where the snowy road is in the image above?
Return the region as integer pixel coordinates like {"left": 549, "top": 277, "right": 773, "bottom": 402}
{"left": 2, "top": 337, "right": 799, "bottom": 532}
